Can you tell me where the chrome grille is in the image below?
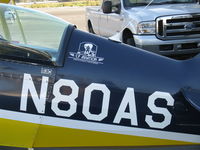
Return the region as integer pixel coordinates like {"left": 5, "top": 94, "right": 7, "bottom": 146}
{"left": 156, "top": 14, "right": 200, "bottom": 40}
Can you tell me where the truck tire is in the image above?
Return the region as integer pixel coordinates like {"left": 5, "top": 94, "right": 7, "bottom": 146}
{"left": 126, "top": 38, "right": 135, "bottom": 46}
{"left": 123, "top": 30, "right": 135, "bottom": 46}
{"left": 88, "top": 21, "right": 95, "bottom": 34}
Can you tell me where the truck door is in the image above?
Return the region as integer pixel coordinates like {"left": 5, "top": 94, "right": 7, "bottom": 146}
{"left": 98, "top": 0, "right": 109, "bottom": 36}
{"left": 106, "top": 0, "right": 124, "bottom": 37}
{"left": 0, "top": 5, "right": 68, "bottom": 148}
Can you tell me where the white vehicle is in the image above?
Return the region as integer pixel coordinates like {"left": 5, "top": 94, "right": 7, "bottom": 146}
{"left": 86, "top": 0, "right": 200, "bottom": 57}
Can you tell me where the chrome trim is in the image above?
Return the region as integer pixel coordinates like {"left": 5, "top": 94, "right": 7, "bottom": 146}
{"left": 156, "top": 14, "right": 200, "bottom": 40}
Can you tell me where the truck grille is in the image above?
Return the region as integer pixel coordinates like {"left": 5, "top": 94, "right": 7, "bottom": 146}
{"left": 156, "top": 14, "right": 200, "bottom": 40}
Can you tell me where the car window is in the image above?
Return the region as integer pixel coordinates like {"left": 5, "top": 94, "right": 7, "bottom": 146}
{"left": 5, "top": 8, "right": 24, "bottom": 43}
{"left": 111, "top": 0, "right": 120, "bottom": 6}
{"left": 0, "top": 4, "right": 70, "bottom": 65}
{"left": 111, "top": 0, "right": 121, "bottom": 13}
{"left": 0, "top": 18, "right": 5, "bottom": 39}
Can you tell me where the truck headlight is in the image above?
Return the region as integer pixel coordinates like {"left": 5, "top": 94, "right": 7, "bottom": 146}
{"left": 137, "top": 21, "right": 155, "bottom": 35}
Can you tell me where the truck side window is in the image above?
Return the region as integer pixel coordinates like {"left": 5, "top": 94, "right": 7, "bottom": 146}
{"left": 0, "top": 16, "right": 5, "bottom": 39}
{"left": 0, "top": 5, "right": 69, "bottom": 65}
{"left": 111, "top": 0, "right": 121, "bottom": 14}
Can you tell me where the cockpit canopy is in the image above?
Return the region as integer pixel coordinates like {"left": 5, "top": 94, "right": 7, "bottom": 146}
{"left": 0, "top": 4, "right": 70, "bottom": 65}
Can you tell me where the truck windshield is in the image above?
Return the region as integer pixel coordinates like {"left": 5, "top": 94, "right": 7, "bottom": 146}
{"left": 123, "top": 0, "right": 197, "bottom": 7}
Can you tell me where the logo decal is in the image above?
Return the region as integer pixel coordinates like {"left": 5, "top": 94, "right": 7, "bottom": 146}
{"left": 69, "top": 42, "right": 104, "bottom": 64}
{"left": 184, "top": 23, "right": 196, "bottom": 31}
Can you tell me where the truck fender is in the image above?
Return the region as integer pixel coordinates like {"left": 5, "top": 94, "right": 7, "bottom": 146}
{"left": 122, "top": 28, "right": 135, "bottom": 46}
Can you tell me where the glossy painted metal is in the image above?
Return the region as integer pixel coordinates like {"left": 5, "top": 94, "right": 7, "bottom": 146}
{"left": 0, "top": 4, "right": 199, "bottom": 149}
{"left": 59, "top": 29, "right": 200, "bottom": 135}
{"left": 0, "top": 0, "right": 10, "bottom": 4}
{"left": 1, "top": 145, "right": 200, "bottom": 150}
{"left": 0, "top": 26, "right": 200, "bottom": 148}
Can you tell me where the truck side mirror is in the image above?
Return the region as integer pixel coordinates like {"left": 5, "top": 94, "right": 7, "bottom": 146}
{"left": 102, "top": 1, "right": 112, "bottom": 14}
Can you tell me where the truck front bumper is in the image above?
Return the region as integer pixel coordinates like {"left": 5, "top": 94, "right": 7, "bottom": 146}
{"left": 134, "top": 35, "right": 200, "bottom": 56}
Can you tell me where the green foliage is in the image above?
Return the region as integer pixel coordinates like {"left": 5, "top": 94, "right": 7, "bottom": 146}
{"left": 22, "top": 0, "right": 100, "bottom": 8}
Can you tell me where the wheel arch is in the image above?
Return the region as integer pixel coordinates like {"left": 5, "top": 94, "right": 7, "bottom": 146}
{"left": 87, "top": 20, "right": 92, "bottom": 30}
{"left": 122, "top": 28, "right": 133, "bottom": 43}
{"left": 87, "top": 20, "right": 95, "bottom": 34}
{"left": 122, "top": 28, "right": 135, "bottom": 46}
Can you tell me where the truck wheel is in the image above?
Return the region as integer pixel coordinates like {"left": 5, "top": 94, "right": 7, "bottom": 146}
{"left": 88, "top": 21, "right": 95, "bottom": 34}
{"left": 126, "top": 38, "right": 135, "bottom": 46}
{"left": 123, "top": 30, "right": 135, "bottom": 46}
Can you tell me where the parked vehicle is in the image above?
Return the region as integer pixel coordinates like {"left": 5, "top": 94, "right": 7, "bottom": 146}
{"left": 86, "top": 0, "right": 200, "bottom": 57}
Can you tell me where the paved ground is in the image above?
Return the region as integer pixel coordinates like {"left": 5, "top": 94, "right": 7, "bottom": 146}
{"left": 34, "top": 7, "right": 87, "bottom": 31}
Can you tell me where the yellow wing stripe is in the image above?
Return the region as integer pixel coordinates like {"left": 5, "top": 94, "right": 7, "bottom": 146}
{"left": 0, "top": 118, "right": 38, "bottom": 148}
{"left": 0, "top": 0, "right": 10, "bottom": 4}
{"left": 34, "top": 124, "right": 193, "bottom": 147}
{"left": 0, "top": 118, "right": 195, "bottom": 148}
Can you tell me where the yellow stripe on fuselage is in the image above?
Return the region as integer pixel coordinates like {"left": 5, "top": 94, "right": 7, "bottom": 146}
{"left": 0, "top": 118, "right": 196, "bottom": 148}
{"left": 34, "top": 124, "right": 193, "bottom": 148}
{"left": 0, "top": 118, "right": 38, "bottom": 148}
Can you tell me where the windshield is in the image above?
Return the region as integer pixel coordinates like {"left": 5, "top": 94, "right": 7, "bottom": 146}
{"left": 0, "top": 4, "right": 70, "bottom": 64}
{"left": 123, "top": 0, "right": 197, "bottom": 7}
